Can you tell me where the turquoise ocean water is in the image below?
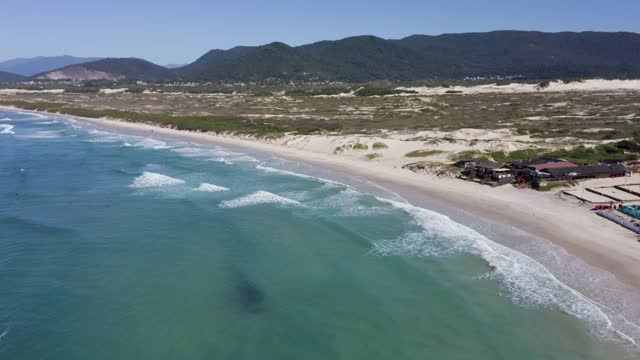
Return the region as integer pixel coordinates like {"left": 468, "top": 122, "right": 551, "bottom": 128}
{"left": 0, "top": 110, "right": 638, "bottom": 359}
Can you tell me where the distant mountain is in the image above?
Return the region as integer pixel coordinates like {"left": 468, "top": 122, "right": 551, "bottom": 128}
{"left": 26, "top": 31, "right": 640, "bottom": 83}
{"left": 0, "top": 56, "right": 102, "bottom": 76}
{"left": 177, "top": 31, "right": 640, "bottom": 82}
{"left": 35, "top": 58, "right": 178, "bottom": 82}
{"left": 0, "top": 71, "right": 26, "bottom": 82}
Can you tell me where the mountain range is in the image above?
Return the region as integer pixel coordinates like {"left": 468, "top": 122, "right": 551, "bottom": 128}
{"left": 2, "top": 31, "right": 640, "bottom": 83}
{"left": 0, "top": 55, "right": 102, "bottom": 77}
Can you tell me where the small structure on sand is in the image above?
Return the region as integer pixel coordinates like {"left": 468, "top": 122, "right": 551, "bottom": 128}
{"left": 460, "top": 161, "right": 514, "bottom": 185}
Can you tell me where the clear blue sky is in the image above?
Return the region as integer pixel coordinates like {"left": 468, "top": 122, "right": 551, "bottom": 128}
{"left": 1, "top": 0, "right": 639, "bottom": 65}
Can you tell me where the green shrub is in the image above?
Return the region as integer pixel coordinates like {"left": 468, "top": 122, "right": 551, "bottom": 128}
{"left": 365, "top": 153, "right": 383, "bottom": 160}
{"left": 0, "top": 100, "right": 288, "bottom": 135}
{"left": 405, "top": 150, "right": 444, "bottom": 157}
{"left": 354, "top": 86, "right": 416, "bottom": 97}
{"left": 449, "top": 150, "right": 489, "bottom": 162}
{"left": 372, "top": 142, "right": 388, "bottom": 150}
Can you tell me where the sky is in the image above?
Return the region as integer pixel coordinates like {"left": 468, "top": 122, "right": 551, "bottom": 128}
{"left": 1, "top": 0, "right": 639, "bottom": 65}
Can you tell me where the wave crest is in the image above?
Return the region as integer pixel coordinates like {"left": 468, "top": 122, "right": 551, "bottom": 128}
{"left": 195, "top": 183, "right": 229, "bottom": 192}
{"left": 219, "top": 191, "right": 301, "bottom": 208}
{"left": 0, "top": 124, "right": 15, "bottom": 134}
{"left": 374, "top": 198, "right": 640, "bottom": 346}
{"left": 130, "top": 172, "right": 185, "bottom": 188}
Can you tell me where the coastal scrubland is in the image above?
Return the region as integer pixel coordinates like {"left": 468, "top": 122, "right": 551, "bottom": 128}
{"left": 2, "top": 80, "right": 640, "bottom": 167}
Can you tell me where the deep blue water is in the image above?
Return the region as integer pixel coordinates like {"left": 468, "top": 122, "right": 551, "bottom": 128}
{"left": 0, "top": 110, "right": 637, "bottom": 359}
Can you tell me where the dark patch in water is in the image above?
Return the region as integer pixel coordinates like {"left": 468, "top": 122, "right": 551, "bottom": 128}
{"left": 0, "top": 216, "right": 76, "bottom": 236}
{"left": 232, "top": 271, "right": 265, "bottom": 314}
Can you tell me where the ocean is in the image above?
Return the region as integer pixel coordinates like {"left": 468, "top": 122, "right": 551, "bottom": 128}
{"left": 0, "top": 110, "right": 638, "bottom": 359}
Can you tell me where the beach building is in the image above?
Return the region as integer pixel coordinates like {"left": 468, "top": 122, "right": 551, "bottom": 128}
{"left": 462, "top": 161, "right": 514, "bottom": 185}
{"left": 541, "top": 164, "right": 628, "bottom": 181}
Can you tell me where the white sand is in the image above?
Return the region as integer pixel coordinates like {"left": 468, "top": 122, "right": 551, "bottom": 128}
{"left": 99, "top": 88, "right": 128, "bottom": 94}
{"left": 0, "top": 89, "right": 65, "bottom": 95}
{"left": 397, "top": 79, "right": 640, "bottom": 96}
{"left": 3, "top": 106, "right": 640, "bottom": 290}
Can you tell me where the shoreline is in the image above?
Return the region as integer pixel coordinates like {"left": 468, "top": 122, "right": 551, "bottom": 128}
{"left": 3, "top": 106, "right": 640, "bottom": 290}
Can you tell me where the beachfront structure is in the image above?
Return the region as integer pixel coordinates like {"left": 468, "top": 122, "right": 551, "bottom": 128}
{"left": 459, "top": 159, "right": 629, "bottom": 188}
{"left": 540, "top": 164, "right": 628, "bottom": 181}
{"left": 462, "top": 161, "right": 515, "bottom": 185}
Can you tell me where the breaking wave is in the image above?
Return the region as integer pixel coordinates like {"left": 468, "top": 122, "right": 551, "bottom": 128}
{"left": 15, "top": 111, "right": 47, "bottom": 119}
{"left": 16, "top": 130, "right": 63, "bottom": 139}
{"left": 173, "top": 146, "right": 231, "bottom": 158}
{"left": 219, "top": 191, "right": 301, "bottom": 208}
{"left": 195, "top": 183, "right": 229, "bottom": 192}
{"left": 130, "top": 172, "right": 185, "bottom": 188}
{"left": 373, "top": 198, "right": 640, "bottom": 347}
{"left": 86, "top": 129, "right": 126, "bottom": 143}
{"left": 0, "top": 124, "right": 15, "bottom": 134}
{"left": 87, "top": 130, "right": 170, "bottom": 149}
{"left": 256, "top": 164, "right": 343, "bottom": 186}
{"left": 127, "top": 138, "right": 170, "bottom": 149}
{"left": 35, "top": 120, "right": 60, "bottom": 125}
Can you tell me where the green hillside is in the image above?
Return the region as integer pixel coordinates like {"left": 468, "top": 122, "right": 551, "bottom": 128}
{"left": 178, "top": 31, "right": 640, "bottom": 81}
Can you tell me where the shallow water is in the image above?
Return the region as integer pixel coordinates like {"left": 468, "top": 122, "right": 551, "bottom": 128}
{"left": 0, "top": 110, "right": 637, "bottom": 359}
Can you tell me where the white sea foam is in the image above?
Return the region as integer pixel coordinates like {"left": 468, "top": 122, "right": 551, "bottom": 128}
{"left": 130, "top": 172, "right": 185, "bottom": 188}
{"left": 87, "top": 130, "right": 171, "bottom": 149}
{"left": 308, "top": 188, "right": 389, "bottom": 217}
{"left": 227, "top": 155, "right": 259, "bottom": 163}
{"left": 195, "top": 183, "right": 229, "bottom": 192}
{"left": 173, "top": 146, "right": 231, "bottom": 158}
{"left": 256, "top": 164, "right": 344, "bottom": 187}
{"left": 87, "top": 129, "right": 125, "bottom": 143}
{"left": 219, "top": 191, "right": 301, "bottom": 208}
{"left": 207, "top": 157, "right": 236, "bottom": 165}
{"left": 0, "top": 124, "right": 15, "bottom": 134}
{"left": 16, "top": 112, "right": 47, "bottom": 118}
{"left": 0, "top": 117, "right": 12, "bottom": 121}
{"left": 374, "top": 198, "right": 640, "bottom": 346}
{"left": 0, "top": 329, "right": 7, "bottom": 342}
{"left": 130, "top": 138, "right": 170, "bottom": 149}
{"left": 35, "top": 120, "right": 60, "bottom": 125}
{"left": 17, "top": 130, "right": 63, "bottom": 139}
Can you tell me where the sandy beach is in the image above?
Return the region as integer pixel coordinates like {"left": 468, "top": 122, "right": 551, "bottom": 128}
{"left": 4, "top": 105, "right": 639, "bottom": 293}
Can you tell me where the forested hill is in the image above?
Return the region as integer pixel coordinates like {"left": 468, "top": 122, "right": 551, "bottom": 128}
{"left": 0, "top": 71, "right": 26, "bottom": 83}
{"left": 12, "top": 31, "right": 640, "bottom": 83}
{"left": 177, "top": 31, "right": 640, "bottom": 82}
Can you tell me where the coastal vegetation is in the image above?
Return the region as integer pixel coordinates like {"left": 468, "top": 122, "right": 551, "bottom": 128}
{"left": 333, "top": 143, "right": 369, "bottom": 153}
{"left": 465, "top": 144, "right": 640, "bottom": 165}
{"left": 2, "top": 82, "right": 639, "bottom": 163}
{"left": 0, "top": 100, "right": 288, "bottom": 136}
{"left": 405, "top": 150, "right": 445, "bottom": 157}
